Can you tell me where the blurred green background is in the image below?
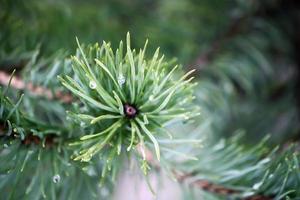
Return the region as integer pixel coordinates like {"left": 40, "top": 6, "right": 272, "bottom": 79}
{"left": 1, "top": 0, "right": 299, "bottom": 144}
{"left": 1, "top": 0, "right": 236, "bottom": 63}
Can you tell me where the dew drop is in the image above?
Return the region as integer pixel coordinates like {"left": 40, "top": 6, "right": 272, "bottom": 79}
{"left": 293, "top": 165, "right": 297, "bottom": 170}
{"left": 52, "top": 174, "right": 61, "bottom": 183}
{"left": 73, "top": 150, "right": 79, "bottom": 156}
{"left": 89, "top": 81, "right": 97, "bottom": 89}
{"left": 242, "top": 191, "right": 255, "bottom": 198}
{"left": 259, "top": 157, "right": 271, "bottom": 164}
{"left": 149, "top": 95, "right": 154, "bottom": 101}
{"left": 117, "top": 74, "right": 125, "bottom": 86}
{"left": 184, "top": 116, "right": 190, "bottom": 120}
{"left": 80, "top": 121, "right": 85, "bottom": 127}
{"left": 87, "top": 166, "right": 97, "bottom": 176}
{"left": 101, "top": 187, "right": 109, "bottom": 196}
{"left": 268, "top": 174, "right": 274, "bottom": 179}
{"left": 252, "top": 181, "right": 263, "bottom": 190}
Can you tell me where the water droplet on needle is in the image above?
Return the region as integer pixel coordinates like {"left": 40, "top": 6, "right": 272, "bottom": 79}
{"left": 89, "top": 81, "right": 97, "bottom": 89}
{"left": 52, "top": 174, "right": 61, "bottom": 183}
{"left": 117, "top": 74, "right": 125, "bottom": 86}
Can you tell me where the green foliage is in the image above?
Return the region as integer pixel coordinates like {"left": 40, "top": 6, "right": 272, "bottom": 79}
{"left": 1, "top": 0, "right": 300, "bottom": 199}
{"left": 0, "top": 0, "right": 235, "bottom": 63}
{"left": 59, "top": 33, "right": 199, "bottom": 173}
{"left": 0, "top": 79, "right": 113, "bottom": 199}
{"left": 176, "top": 134, "right": 300, "bottom": 199}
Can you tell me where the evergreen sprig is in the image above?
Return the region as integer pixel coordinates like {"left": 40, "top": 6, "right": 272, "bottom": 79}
{"left": 174, "top": 133, "right": 300, "bottom": 199}
{"left": 58, "top": 33, "right": 199, "bottom": 169}
{"left": 0, "top": 77, "right": 113, "bottom": 199}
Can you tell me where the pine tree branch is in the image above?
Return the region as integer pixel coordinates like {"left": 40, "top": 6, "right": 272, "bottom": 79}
{"left": 174, "top": 171, "right": 273, "bottom": 200}
{"left": 0, "top": 69, "right": 278, "bottom": 199}
{"left": 0, "top": 129, "right": 57, "bottom": 147}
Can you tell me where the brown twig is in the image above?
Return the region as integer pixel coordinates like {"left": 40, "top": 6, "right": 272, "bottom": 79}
{"left": 174, "top": 171, "right": 238, "bottom": 194}
{"left": 0, "top": 129, "right": 58, "bottom": 148}
{"left": 0, "top": 71, "right": 73, "bottom": 103}
{"left": 173, "top": 171, "right": 273, "bottom": 200}
{"left": 0, "top": 120, "right": 58, "bottom": 148}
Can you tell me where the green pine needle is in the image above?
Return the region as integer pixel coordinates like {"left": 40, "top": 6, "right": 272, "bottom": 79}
{"left": 59, "top": 33, "right": 199, "bottom": 171}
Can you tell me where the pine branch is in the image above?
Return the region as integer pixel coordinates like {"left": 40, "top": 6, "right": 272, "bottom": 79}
{"left": 0, "top": 69, "right": 278, "bottom": 200}
{"left": 0, "top": 34, "right": 200, "bottom": 197}
{"left": 1, "top": 32, "right": 299, "bottom": 199}
{"left": 0, "top": 83, "right": 112, "bottom": 199}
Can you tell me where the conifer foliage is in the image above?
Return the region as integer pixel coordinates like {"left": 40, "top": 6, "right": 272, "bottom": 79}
{"left": 59, "top": 33, "right": 198, "bottom": 173}
{"left": 1, "top": 0, "right": 300, "bottom": 199}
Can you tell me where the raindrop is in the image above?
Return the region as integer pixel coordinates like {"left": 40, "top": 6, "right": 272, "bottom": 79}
{"left": 242, "top": 191, "right": 255, "bottom": 198}
{"left": 87, "top": 167, "right": 97, "bottom": 176}
{"left": 101, "top": 187, "right": 109, "bottom": 196}
{"left": 52, "top": 174, "right": 61, "bottom": 183}
{"left": 89, "top": 81, "right": 97, "bottom": 89}
{"left": 149, "top": 95, "right": 154, "bottom": 101}
{"left": 252, "top": 181, "right": 263, "bottom": 190}
{"left": 73, "top": 150, "right": 79, "bottom": 156}
{"left": 293, "top": 165, "right": 297, "bottom": 170}
{"left": 3, "top": 144, "right": 8, "bottom": 148}
{"left": 268, "top": 174, "right": 274, "bottom": 179}
{"left": 117, "top": 74, "right": 125, "bottom": 86}
{"left": 80, "top": 121, "right": 85, "bottom": 127}
{"left": 259, "top": 157, "right": 271, "bottom": 164}
{"left": 184, "top": 115, "right": 190, "bottom": 120}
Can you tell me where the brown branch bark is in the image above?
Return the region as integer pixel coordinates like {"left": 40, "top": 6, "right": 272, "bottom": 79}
{"left": 0, "top": 71, "right": 73, "bottom": 103}
{"left": 0, "top": 122, "right": 57, "bottom": 148}
{"left": 173, "top": 171, "right": 273, "bottom": 200}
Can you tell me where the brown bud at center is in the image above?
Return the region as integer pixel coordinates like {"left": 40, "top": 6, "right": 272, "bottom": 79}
{"left": 124, "top": 104, "right": 138, "bottom": 118}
